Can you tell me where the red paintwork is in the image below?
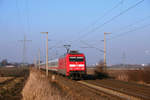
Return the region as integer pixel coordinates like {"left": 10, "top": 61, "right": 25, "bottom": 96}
{"left": 40, "top": 53, "right": 86, "bottom": 76}
{"left": 58, "top": 53, "right": 86, "bottom": 76}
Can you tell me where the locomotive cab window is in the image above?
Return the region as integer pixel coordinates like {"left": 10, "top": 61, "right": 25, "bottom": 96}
{"left": 69, "top": 57, "right": 76, "bottom": 62}
{"left": 69, "top": 57, "right": 84, "bottom": 62}
{"left": 76, "top": 57, "right": 84, "bottom": 62}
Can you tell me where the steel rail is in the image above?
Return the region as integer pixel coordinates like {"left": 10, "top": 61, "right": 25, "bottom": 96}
{"left": 78, "top": 81, "right": 150, "bottom": 100}
{"left": 94, "top": 79, "right": 150, "bottom": 97}
{"left": 41, "top": 69, "right": 150, "bottom": 100}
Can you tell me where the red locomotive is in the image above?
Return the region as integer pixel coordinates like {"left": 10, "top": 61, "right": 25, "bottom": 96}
{"left": 40, "top": 50, "right": 86, "bottom": 79}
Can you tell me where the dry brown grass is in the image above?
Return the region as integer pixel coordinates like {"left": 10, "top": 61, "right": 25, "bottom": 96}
{"left": 22, "top": 68, "right": 119, "bottom": 100}
{"left": 127, "top": 67, "right": 150, "bottom": 84}
{"left": 21, "top": 69, "right": 65, "bottom": 100}
{"left": 0, "top": 77, "right": 14, "bottom": 83}
{"left": 94, "top": 61, "right": 109, "bottom": 79}
{"left": 0, "top": 67, "right": 29, "bottom": 100}
{"left": 107, "top": 67, "right": 150, "bottom": 84}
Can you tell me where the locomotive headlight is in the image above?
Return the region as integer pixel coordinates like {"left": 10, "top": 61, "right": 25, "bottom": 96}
{"left": 79, "top": 64, "right": 84, "bottom": 67}
{"left": 70, "top": 64, "right": 76, "bottom": 67}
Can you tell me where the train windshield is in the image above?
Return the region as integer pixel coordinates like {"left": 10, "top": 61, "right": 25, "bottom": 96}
{"left": 69, "top": 57, "right": 84, "bottom": 62}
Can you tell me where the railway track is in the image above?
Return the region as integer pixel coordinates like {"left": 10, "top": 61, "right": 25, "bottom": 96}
{"left": 56, "top": 76, "right": 122, "bottom": 100}
{"left": 41, "top": 70, "right": 150, "bottom": 100}
{"left": 78, "top": 80, "right": 150, "bottom": 100}
{"left": 40, "top": 70, "right": 121, "bottom": 100}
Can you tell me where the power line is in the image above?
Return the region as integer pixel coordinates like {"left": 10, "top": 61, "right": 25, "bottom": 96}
{"left": 74, "top": 0, "right": 145, "bottom": 42}
{"left": 79, "top": 21, "right": 150, "bottom": 60}
{"left": 109, "top": 23, "right": 150, "bottom": 40}
{"left": 88, "top": 15, "right": 150, "bottom": 44}
{"left": 112, "top": 15, "right": 150, "bottom": 33}
{"left": 49, "top": 40, "right": 66, "bottom": 50}
{"left": 16, "top": 0, "right": 21, "bottom": 24}
{"left": 18, "top": 35, "right": 32, "bottom": 65}
{"left": 89, "top": 15, "right": 150, "bottom": 43}
{"left": 76, "top": 0, "right": 123, "bottom": 35}
{"left": 80, "top": 18, "right": 150, "bottom": 50}
{"left": 16, "top": 0, "right": 25, "bottom": 33}
{"left": 71, "top": 0, "right": 124, "bottom": 42}
{"left": 80, "top": 40, "right": 104, "bottom": 53}
{"left": 25, "top": 0, "right": 31, "bottom": 34}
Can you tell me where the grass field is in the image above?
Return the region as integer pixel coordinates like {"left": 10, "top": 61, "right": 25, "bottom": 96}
{"left": 0, "top": 67, "right": 29, "bottom": 100}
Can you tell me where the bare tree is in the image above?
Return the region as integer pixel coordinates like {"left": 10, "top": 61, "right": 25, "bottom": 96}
{"left": 1, "top": 59, "right": 8, "bottom": 66}
{"left": 94, "top": 60, "right": 109, "bottom": 79}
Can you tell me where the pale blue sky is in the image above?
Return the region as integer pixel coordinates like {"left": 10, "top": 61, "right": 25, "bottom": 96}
{"left": 0, "top": 0, "right": 150, "bottom": 65}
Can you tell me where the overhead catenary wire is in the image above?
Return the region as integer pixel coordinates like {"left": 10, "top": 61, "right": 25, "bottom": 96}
{"left": 71, "top": 0, "right": 124, "bottom": 43}
{"left": 18, "top": 35, "right": 32, "bottom": 65}
{"left": 82, "top": 23, "right": 150, "bottom": 48}
{"left": 86, "top": 14, "right": 150, "bottom": 46}
{"left": 16, "top": 0, "right": 21, "bottom": 29}
{"left": 80, "top": 22, "right": 150, "bottom": 54}
{"left": 80, "top": 40, "right": 104, "bottom": 53}
{"left": 76, "top": 0, "right": 124, "bottom": 35}
{"left": 73, "top": 0, "right": 145, "bottom": 42}
{"left": 16, "top": 0, "right": 26, "bottom": 34}
{"left": 25, "top": 0, "right": 31, "bottom": 34}
{"left": 112, "top": 15, "right": 150, "bottom": 33}
{"left": 16, "top": 0, "right": 31, "bottom": 34}
{"left": 108, "top": 23, "right": 150, "bottom": 40}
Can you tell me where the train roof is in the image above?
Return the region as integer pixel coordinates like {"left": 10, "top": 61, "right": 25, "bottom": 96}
{"left": 48, "top": 59, "right": 58, "bottom": 63}
{"left": 59, "top": 50, "right": 84, "bottom": 58}
{"left": 68, "top": 50, "right": 81, "bottom": 54}
{"left": 40, "top": 59, "right": 58, "bottom": 65}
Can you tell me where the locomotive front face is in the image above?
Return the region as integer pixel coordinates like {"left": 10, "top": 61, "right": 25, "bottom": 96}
{"left": 68, "top": 55, "right": 86, "bottom": 71}
{"left": 66, "top": 54, "right": 86, "bottom": 79}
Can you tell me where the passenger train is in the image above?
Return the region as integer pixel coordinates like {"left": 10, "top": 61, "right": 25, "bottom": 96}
{"left": 40, "top": 50, "right": 86, "bottom": 79}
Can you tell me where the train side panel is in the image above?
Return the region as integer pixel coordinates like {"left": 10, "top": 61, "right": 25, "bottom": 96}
{"left": 40, "top": 59, "right": 59, "bottom": 72}
{"left": 48, "top": 59, "right": 59, "bottom": 72}
{"left": 58, "top": 57, "right": 67, "bottom": 75}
